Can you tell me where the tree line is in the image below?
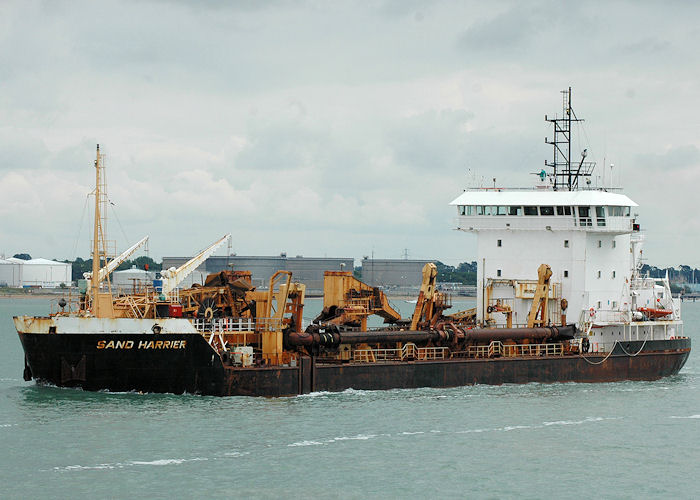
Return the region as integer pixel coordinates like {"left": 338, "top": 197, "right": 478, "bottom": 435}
{"left": 13, "top": 253, "right": 700, "bottom": 288}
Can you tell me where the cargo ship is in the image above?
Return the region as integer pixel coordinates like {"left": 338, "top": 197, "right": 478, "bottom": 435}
{"left": 14, "top": 90, "right": 690, "bottom": 396}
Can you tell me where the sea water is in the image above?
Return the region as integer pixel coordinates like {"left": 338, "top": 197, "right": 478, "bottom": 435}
{"left": 1, "top": 297, "right": 698, "bottom": 499}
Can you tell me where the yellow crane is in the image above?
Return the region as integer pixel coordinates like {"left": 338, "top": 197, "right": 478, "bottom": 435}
{"left": 410, "top": 263, "right": 450, "bottom": 330}
{"left": 526, "top": 264, "right": 552, "bottom": 328}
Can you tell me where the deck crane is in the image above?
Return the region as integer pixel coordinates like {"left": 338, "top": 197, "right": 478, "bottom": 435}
{"left": 526, "top": 264, "right": 552, "bottom": 328}
{"left": 160, "top": 234, "right": 231, "bottom": 295}
{"left": 410, "top": 263, "right": 450, "bottom": 330}
{"left": 83, "top": 235, "right": 150, "bottom": 284}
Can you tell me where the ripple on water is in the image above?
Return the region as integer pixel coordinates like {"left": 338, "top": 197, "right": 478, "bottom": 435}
{"left": 53, "top": 457, "right": 210, "bottom": 472}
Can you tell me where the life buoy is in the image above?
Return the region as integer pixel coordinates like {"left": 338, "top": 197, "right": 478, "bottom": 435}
{"left": 589, "top": 307, "right": 596, "bottom": 318}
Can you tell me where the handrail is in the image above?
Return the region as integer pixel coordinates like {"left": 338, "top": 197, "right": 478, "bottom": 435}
{"left": 352, "top": 344, "right": 447, "bottom": 362}
{"left": 191, "top": 317, "right": 283, "bottom": 333}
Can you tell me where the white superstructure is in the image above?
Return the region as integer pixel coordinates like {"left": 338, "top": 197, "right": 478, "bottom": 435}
{"left": 450, "top": 89, "right": 682, "bottom": 351}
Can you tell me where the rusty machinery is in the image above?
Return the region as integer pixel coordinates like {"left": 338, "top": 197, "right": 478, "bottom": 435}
{"left": 290, "top": 263, "right": 576, "bottom": 362}
{"left": 246, "top": 270, "right": 305, "bottom": 365}
{"left": 178, "top": 270, "right": 255, "bottom": 319}
{"left": 110, "top": 270, "right": 254, "bottom": 320}
{"left": 313, "top": 271, "right": 401, "bottom": 330}
{"left": 410, "top": 263, "right": 451, "bottom": 330}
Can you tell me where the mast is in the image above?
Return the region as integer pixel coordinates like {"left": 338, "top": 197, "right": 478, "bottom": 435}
{"left": 89, "top": 144, "right": 114, "bottom": 316}
{"left": 91, "top": 144, "right": 102, "bottom": 316}
{"left": 544, "top": 87, "right": 595, "bottom": 190}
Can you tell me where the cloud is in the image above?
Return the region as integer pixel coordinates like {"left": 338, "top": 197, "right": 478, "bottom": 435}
{"left": 635, "top": 145, "right": 700, "bottom": 172}
{"left": 1, "top": 1, "right": 700, "bottom": 267}
{"left": 458, "top": 5, "right": 538, "bottom": 53}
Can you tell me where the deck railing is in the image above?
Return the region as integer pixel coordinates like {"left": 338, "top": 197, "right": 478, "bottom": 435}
{"left": 453, "top": 341, "right": 566, "bottom": 359}
{"left": 192, "top": 317, "right": 283, "bottom": 333}
{"left": 353, "top": 344, "right": 448, "bottom": 363}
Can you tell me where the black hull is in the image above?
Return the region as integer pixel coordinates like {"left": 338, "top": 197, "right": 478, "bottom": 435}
{"left": 19, "top": 333, "right": 225, "bottom": 395}
{"left": 19, "top": 333, "right": 691, "bottom": 397}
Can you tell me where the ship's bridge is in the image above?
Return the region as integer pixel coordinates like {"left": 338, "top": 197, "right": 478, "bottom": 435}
{"left": 450, "top": 189, "right": 638, "bottom": 234}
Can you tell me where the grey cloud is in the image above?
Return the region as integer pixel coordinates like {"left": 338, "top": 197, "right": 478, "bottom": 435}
{"left": 618, "top": 38, "right": 671, "bottom": 56}
{"left": 3, "top": 1, "right": 700, "bottom": 266}
{"left": 375, "top": 0, "right": 437, "bottom": 19}
{"left": 234, "top": 115, "right": 329, "bottom": 172}
{"left": 386, "top": 108, "right": 542, "bottom": 186}
{"left": 387, "top": 109, "right": 474, "bottom": 172}
{"left": 635, "top": 145, "right": 700, "bottom": 171}
{"left": 458, "top": 6, "right": 538, "bottom": 53}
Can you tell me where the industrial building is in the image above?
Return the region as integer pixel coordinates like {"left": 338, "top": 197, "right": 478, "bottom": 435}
{"left": 360, "top": 258, "right": 433, "bottom": 289}
{"left": 161, "top": 254, "right": 354, "bottom": 294}
{"left": 2, "top": 258, "right": 72, "bottom": 288}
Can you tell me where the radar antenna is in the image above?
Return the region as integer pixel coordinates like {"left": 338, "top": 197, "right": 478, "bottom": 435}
{"left": 544, "top": 87, "right": 595, "bottom": 190}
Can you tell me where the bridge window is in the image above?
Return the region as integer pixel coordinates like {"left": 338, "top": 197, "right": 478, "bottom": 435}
{"left": 524, "top": 206, "right": 538, "bottom": 216}
{"left": 459, "top": 205, "right": 466, "bottom": 215}
{"left": 508, "top": 206, "right": 522, "bottom": 215}
{"left": 596, "top": 206, "right": 606, "bottom": 226}
{"left": 496, "top": 206, "right": 507, "bottom": 215}
{"left": 476, "top": 206, "right": 484, "bottom": 215}
{"left": 608, "top": 206, "right": 631, "bottom": 217}
{"left": 578, "top": 206, "right": 591, "bottom": 226}
{"left": 557, "top": 206, "right": 573, "bottom": 216}
{"left": 540, "top": 206, "right": 554, "bottom": 216}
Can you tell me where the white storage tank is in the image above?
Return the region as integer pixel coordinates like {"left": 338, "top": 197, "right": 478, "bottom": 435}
{"left": 21, "top": 258, "right": 72, "bottom": 288}
{"left": 0, "top": 259, "right": 22, "bottom": 287}
{"left": 112, "top": 267, "right": 156, "bottom": 294}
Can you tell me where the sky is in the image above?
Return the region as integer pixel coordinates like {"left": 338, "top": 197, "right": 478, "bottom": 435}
{"left": 1, "top": 0, "right": 700, "bottom": 267}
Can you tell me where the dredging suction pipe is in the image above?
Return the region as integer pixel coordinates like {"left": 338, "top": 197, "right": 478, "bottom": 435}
{"left": 287, "top": 324, "right": 576, "bottom": 348}
{"left": 287, "top": 329, "right": 438, "bottom": 348}
{"left": 463, "top": 325, "right": 575, "bottom": 342}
